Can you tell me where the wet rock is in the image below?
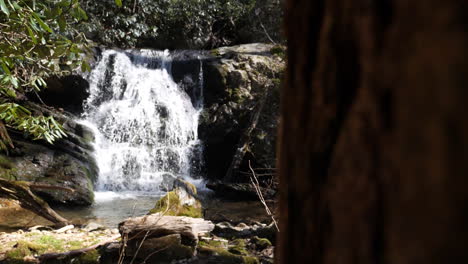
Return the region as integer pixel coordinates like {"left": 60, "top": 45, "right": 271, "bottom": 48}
{"left": 213, "top": 222, "right": 276, "bottom": 243}
{"left": 0, "top": 102, "right": 97, "bottom": 206}
{"left": 83, "top": 222, "right": 105, "bottom": 232}
{"left": 205, "top": 182, "right": 275, "bottom": 201}
{"left": 126, "top": 234, "right": 195, "bottom": 262}
{"left": 200, "top": 43, "right": 284, "bottom": 182}
{"left": 99, "top": 242, "right": 120, "bottom": 264}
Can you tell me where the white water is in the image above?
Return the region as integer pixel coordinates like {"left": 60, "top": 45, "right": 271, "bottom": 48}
{"left": 82, "top": 49, "right": 203, "bottom": 195}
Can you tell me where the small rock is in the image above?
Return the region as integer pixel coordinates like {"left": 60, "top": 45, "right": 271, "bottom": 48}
{"left": 83, "top": 222, "right": 105, "bottom": 232}
{"left": 55, "top": 225, "right": 74, "bottom": 233}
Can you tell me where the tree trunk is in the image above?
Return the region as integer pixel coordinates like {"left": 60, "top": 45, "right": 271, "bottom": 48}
{"left": 278, "top": 1, "right": 468, "bottom": 264}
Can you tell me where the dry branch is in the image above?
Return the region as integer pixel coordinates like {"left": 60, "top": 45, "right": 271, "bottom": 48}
{"left": 248, "top": 160, "right": 279, "bottom": 231}
{"left": 0, "top": 178, "right": 68, "bottom": 226}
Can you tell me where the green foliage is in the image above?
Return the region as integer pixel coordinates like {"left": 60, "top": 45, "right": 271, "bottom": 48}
{"left": 0, "top": 102, "right": 66, "bottom": 149}
{"left": 0, "top": 0, "right": 91, "bottom": 152}
{"left": 79, "top": 0, "right": 283, "bottom": 49}
{"left": 0, "top": 0, "right": 91, "bottom": 96}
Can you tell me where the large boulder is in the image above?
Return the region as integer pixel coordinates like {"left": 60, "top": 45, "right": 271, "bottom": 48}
{"left": 150, "top": 178, "right": 203, "bottom": 218}
{"left": 0, "top": 102, "right": 97, "bottom": 206}
{"left": 199, "top": 43, "right": 285, "bottom": 181}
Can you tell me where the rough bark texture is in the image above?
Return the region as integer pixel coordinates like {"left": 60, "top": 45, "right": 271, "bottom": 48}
{"left": 119, "top": 214, "right": 215, "bottom": 245}
{"left": 278, "top": 1, "right": 468, "bottom": 264}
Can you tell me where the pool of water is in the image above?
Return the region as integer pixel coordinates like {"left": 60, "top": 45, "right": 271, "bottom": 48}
{"left": 54, "top": 192, "right": 162, "bottom": 228}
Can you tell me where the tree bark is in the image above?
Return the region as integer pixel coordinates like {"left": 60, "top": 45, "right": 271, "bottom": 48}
{"left": 278, "top": 1, "right": 468, "bottom": 264}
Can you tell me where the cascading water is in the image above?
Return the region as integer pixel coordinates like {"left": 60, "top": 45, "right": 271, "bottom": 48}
{"left": 82, "top": 49, "right": 204, "bottom": 195}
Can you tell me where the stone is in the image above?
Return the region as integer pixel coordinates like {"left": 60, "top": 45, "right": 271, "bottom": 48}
{"left": 200, "top": 44, "right": 284, "bottom": 182}
{"left": 0, "top": 102, "right": 97, "bottom": 206}
{"left": 150, "top": 178, "right": 203, "bottom": 218}
{"left": 83, "top": 222, "right": 105, "bottom": 232}
{"left": 55, "top": 225, "right": 74, "bottom": 233}
{"left": 213, "top": 222, "right": 276, "bottom": 242}
{"left": 125, "top": 234, "right": 195, "bottom": 262}
{"left": 205, "top": 182, "right": 276, "bottom": 201}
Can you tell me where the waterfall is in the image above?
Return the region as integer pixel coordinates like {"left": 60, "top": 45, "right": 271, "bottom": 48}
{"left": 82, "top": 49, "right": 203, "bottom": 194}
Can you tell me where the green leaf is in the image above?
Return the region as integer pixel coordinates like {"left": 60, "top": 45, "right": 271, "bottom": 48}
{"left": 26, "top": 26, "right": 38, "bottom": 44}
{"left": 77, "top": 6, "right": 88, "bottom": 20}
{"left": 0, "top": 60, "right": 11, "bottom": 75}
{"left": 58, "top": 15, "right": 66, "bottom": 31}
{"left": 0, "top": 0, "right": 9, "bottom": 16}
{"left": 32, "top": 13, "right": 53, "bottom": 33}
{"left": 115, "top": 0, "right": 122, "bottom": 8}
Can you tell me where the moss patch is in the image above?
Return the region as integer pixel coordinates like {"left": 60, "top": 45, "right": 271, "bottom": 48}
{"left": 270, "top": 45, "right": 286, "bottom": 58}
{"left": 76, "top": 249, "right": 100, "bottom": 264}
{"left": 0, "top": 155, "right": 14, "bottom": 169}
{"left": 149, "top": 189, "right": 203, "bottom": 218}
{"left": 211, "top": 49, "right": 221, "bottom": 57}
{"left": 251, "top": 236, "right": 272, "bottom": 250}
{"left": 228, "top": 239, "right": 248, "bottom": 255}
{"left": 199, "top": 239, "right": 227, "bottom": 249}
{"left": 198, "top": 246, "right": 259, "bottom": 264}
{"left": 175, "top": 178, "right": 197, "bottom": 195}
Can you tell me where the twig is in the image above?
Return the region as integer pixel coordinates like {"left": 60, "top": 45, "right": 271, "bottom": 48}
{"left": 248, "top": 160, "right": 279, "bottom": 231}
{"left": 133, "top": 0, "right": 138, "bottom": 13}
{"left": 129, "top": 230, "right": 150, "bottom": 264}
{"left": 256, "top": 14, "right": 277, "bottom": 44}
{"left": 33, "top": 90, "right": 46, "bottom": 105}
{"left": 117, "top": 233, "right": 128, "bottom": 264}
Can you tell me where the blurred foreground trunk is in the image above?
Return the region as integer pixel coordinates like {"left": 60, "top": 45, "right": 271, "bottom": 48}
{"left": 278, "top": 1, "right": 468, "bottom": 263}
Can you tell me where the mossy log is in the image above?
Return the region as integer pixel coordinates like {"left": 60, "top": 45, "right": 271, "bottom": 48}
{"left": 0, "top": 178, "right": 68, "bottom": 226}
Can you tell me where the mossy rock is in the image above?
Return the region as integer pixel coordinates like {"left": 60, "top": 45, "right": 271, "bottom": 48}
{"left": 198, "top": 245, "right": 259, "bottom": 264}
{"left": 269, "top": 45, "right": 286, "bottom": 58}
{"left": 149, "top": 188, "right": 202, "bottom": 218}
{"left": 174, "top": 178, "right": 197, "bottom": 196}
{"left": 0, "top": 155, "right": 15, "bottom": 169}
{"left": 250, "top": 236, "right": 272, "bottom": 250}
{"left": 126, "top": 234, "right": 194, "bottom": 263}
{"left": 75, "top": 249, "right": 100, "bottom": 264}
{"left": 198, "top": 239, "right": 227, "bottom": 249}
{"left": 228, "top": 239, "right": 248, "bottom": 255}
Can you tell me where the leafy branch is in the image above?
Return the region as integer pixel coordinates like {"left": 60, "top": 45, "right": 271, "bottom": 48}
{"left": 0, "top": 0, "right": 91, "bottom": 152}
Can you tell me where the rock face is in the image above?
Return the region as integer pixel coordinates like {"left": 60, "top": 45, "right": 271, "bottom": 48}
{"left": 199, "top": 43, "right": 285, "bottom": 181}
{"left": 0, "top": 103, "right": 97, "bottom": 206}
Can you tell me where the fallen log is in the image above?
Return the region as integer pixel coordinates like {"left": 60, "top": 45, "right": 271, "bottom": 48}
{"left": 0, "top": 178, "right": 68, "bottom": 226}
{"left": 119, "top": 213, "right": 215, "bottom": 245}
